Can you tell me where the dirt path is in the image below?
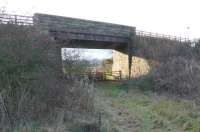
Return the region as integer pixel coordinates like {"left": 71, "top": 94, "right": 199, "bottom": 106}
{"left": 95, "top": 92, "right": 139, "bottom": 132}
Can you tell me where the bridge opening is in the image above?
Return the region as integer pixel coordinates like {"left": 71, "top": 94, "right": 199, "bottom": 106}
{"left": 61, "top": 48, "right": 122, "bottom": 81}
{"left": 61, "top": 47, "right": 151, "bottom": 80}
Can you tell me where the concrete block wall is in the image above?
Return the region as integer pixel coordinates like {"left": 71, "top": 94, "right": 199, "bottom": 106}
{"left": 112, "top": 50, "right": 150, "bottom": 78}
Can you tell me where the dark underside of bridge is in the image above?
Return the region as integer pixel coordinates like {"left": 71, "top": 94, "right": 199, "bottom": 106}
{"left": 49, "top": 30, "right": 130, "bottom": 52}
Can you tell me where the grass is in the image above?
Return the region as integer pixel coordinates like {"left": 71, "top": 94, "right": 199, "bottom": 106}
{"left": 4, "top": 81, "right": 200, "bottom": 132}
{"left": 95, "top": 81, "right": 200, "bottom": 132}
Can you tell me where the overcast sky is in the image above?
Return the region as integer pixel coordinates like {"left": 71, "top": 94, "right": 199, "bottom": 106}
{"left": 1, "top": 0, "right": 199, "bottom": 59}
{"left": 1, "top": 0, "right": 199, "bottom": 39}
{"left": 62, "top": 48, "right": 112, "bottom": 60}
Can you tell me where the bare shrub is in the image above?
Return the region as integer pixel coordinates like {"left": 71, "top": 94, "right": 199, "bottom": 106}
{"left": 154, "top": 57, "right": 200, "bottom": 98}
{"left": 0, "top": 24, "right": 57, "bottom": 127}
{"left": 135, "top": 37, "right": 193, "bottom": 62}
{"left": 135, "top": 36, "right": 200, "bottom": 99}
{"left": 0, "top": 24, "right": 95, "bottom": 129}
{"left": 62, "top": 48, "right": 91, "bottom": 76}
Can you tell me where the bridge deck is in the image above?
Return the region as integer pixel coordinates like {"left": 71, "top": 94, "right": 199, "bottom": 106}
{"left": 34, "top": 13, "right": 134, "bottom": 49}
{"left": 34, "top": 13, "right": 135, "bottom": 38}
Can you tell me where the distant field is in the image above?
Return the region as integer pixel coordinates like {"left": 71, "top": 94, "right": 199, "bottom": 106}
{"left": 95, "top": 82, "right": 200, "bottom": 132}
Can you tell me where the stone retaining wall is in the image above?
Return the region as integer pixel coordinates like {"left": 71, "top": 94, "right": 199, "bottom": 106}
{"left": 112, "top": 50, "right": 150, "bottom": 78}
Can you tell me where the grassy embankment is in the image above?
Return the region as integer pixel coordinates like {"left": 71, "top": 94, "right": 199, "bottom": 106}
{"left": 95, "top": 82, "right": 200, "bottom": 132}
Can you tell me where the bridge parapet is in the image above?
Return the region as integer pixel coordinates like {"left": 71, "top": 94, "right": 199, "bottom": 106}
{"left": 33, "top": 13, "right": 135, "bottom": 38}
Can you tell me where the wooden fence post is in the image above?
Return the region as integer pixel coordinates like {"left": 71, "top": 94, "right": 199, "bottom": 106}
{"left": 119, "top": 70, "right": 122, "bottom": 80}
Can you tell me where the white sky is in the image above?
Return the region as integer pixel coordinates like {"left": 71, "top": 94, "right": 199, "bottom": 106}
{"left": 62, "top": 48, "right": 112, "bottom": 60}
{"left": 1, "top": 0, "right": 200, "bottom": 39}
{"left": 1, "top": 0, "right": 200, "bottom": 59}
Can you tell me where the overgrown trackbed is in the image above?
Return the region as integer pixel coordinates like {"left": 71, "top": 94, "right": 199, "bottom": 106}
{"left": 95, "top": 82, "right": 138, "bottom": 132}
{"left": 95, "top": 82, "right": 200, "bottom": 132}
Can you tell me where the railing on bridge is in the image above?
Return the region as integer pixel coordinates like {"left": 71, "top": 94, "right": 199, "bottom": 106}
{"left": 0, "top": 13, "right": 33, "bottom": 25}
{"left": 0, "top": 13, "right": 190, "bottom": 42}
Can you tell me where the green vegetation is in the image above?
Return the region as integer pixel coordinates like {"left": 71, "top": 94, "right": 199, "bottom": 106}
{"left": 96, "top": 82, "right": 200, "bottom": 132}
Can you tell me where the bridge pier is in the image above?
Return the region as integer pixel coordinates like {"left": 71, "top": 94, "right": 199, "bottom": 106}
{"left": 127, "top": 28, "right": 136, "bottom": 92}
{"left": 128, "top": 28, "right": 136, "bottom": 80}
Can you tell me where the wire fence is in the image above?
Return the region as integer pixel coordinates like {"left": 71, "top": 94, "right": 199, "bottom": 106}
{"left": 80, "top": 71, "right": 122, "bottom": 81}
{"left": 136, "top": 30, "right": 189, "bottom": 42}
{"left": 0, "top": 13, "right": 33, "bottom": 25}
{"left": 0, "top": 13, "right": 190, "bottom": 42}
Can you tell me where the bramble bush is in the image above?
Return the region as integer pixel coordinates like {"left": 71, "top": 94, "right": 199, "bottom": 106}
{"left": 0, "top": 24, "right": 95, "bottom": 131}
{"left": 135, "top": 37, "right": 200, "bottom": 100}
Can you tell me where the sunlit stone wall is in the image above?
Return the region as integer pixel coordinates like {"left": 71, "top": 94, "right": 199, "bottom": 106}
{"left": 112, "top": 50, "right": 150, "bottom": 78}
